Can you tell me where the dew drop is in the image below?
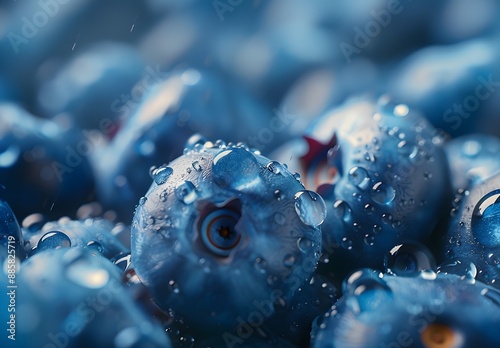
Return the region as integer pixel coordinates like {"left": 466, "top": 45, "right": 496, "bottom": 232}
{"left": 471, "top": 190, "right": 500, "bottom": 247}
{"left": 274, "top": 189, "right": 284, "bottom": 201}
{"left": 168, "top": 279, "right": 180, "bottom": 294}
{"left": 86, "top": 241, "right": 103, "bottom": 253}
{"left": 159, "top": 190, "right": 168, "bottom": 202}
{"left": 348, "top": 166, "right": 370, "bottom": 190}
{"left": 37, "top": 231, "right": 71, "bottom": 251}
{"left": 333, "top": 200, "right": 352, "bottom": 223}
{"left": 437, "top": 258, "right": 477, "bottom": 280}
{"left": 175, "top": 181, "right": 197, "bottom": 204}
{"left": 212, "top": 148, "right": 261, "bottom": 190}
{"left": 298, "top": 237, "right": 313, "bottom": 252}
{"left": 254, "top": 257, "right": 267, "bottom": 274}
{"left": 294, "top": 190, "right": 327, "bottom": 227}
{"left": 266, "top": 161, "right": 286, "bottom": 174}
{"left": 150, "top": 166, "right": 173, "bottom": 185}
{"left": 364, "top": 234, "right": 375, "bottom": 246}
{"left": 343, "top": 269, "right": 392, "bottom": 313}
{"left": 384, "top": 242, "right": 436, "bottom": 276}
{"left": 371, "top": 182, "right": 396, "bottom": 205}
{"left": 341, "top": 237, "right": 353, "bottom": 250}
{"left": 397, "top": 141, "right": 418, "bottom": 159}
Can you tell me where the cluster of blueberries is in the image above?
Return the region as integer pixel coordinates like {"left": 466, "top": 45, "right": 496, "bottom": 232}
{"left": 1, "top": 1, "right": 500, "bottom": 347}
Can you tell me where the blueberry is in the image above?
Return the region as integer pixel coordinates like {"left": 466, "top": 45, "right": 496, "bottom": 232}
{"left": 387, "top": 39, "right": 500, "bottom": 136}
{"left": 274, "top": 97, "right": 450, "bottom": 282}
{"left": 0, "top": 1, "right": 154, "bottom": 109}
{"left": 25, "top": 218, "right": 128, "bottom": 260}
{"left": 96, "top": 68, "right": 288, "bottom": 222}
{"left": 311, "top": 270, "right": 500, "bottom": 348}
{"left": 0, "top": 104, "right": 95, "bottom": 219}
{"left": 36, "top": 42, "right": 145, "bottom": 131}
{"left": 264, "top": 274, "right": 338, "bottom": 346}
{"left": 445, "top": 134, "right": 500, "bottom": 191}
{"left": 131, "top": 138, "right": 323, "bottom": 334}
{"left": 13, "top": 247, "right": 171, "bottom": 347}
{"left": 435, "top": 172, "right": 500, "bottom": 288}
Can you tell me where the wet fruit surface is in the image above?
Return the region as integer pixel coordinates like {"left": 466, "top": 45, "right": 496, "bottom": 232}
{"left": 1, "top": 1, "right": 500, "bottom": 347}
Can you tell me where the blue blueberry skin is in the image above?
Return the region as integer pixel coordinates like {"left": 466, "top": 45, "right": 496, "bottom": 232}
{"left": 264, "top": 274, "right": 338, "bottom": 346}
{"left": 95, "top": 68, "right": 288, "bottom": 222}
{"left": 131, "top": 139, "right": 324, "bottom": 334}
{"left": 12, "top": 247, "right": 170, "bottom": 348}
{"left": 0, "top": 103, "right": 95, "bottom": 220}
{"left": 387, "top": 39, "right": 500, "bottom": 137}
{"left": 444, "top": 134, "right": 500, "bottom": 191}
{"left": 275, "top": 97, "right": 450, "bottom": 282}
{"left": 24, "top": 218, "right": 128, "bottom": 260}
{"left": 435, "top": 173, "right": 500, "bottom": 288}
{"left": 0, "top": 194, "right": 25, "bottom": 264}
{"left": 36, "top": 42, "right": 145, "bottom": 131}
{"left": 311, "top": 269, "right": 500, "bottom": 348}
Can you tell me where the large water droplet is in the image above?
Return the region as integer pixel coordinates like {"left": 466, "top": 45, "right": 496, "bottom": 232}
{"left": 86, "top": 241, "right": 103, "bottom": 253}
{"left": 437, "top": 258, "right": 477, "bottom": 280}
{"left": 384, "top": 242, "right": 436, "bottom": 276}
{"left": 175, "top": 181, "right": 197, "bottom": 204}
{"left": 343, "top": 269, "right": 392, "bottom": 313}
{"left": 371, "top": 182, "right": 396, "bottom": 205}
{"left": 151, "top": 166, "right": 173, "bottom": 185}
{"left": 212, "top": 148, "right": 261, "bottom": 190}
{"left": 37, "top": 231, "right": 71, "bottom": 251}
{"left": 348, "top": 166, "right": 370, "bottom": 190}
{"left": 471, "top": 190, "right": 500, "bottom": 247}
{"left": 294, "top": 190, "right": 327, "bottom": 227}
{"left": 397, "top": 141, "right": 418, "bottom": 159}
{"left": 333, "top": 200, "right": 352, "bottom": 223}
{"left": 297, "top": 237, "right": 313, "bottom": 252}
{"left": 266, "top": 161, "right": 286, "bottom": 174}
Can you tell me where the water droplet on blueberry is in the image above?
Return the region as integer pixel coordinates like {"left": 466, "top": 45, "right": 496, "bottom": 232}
{"left": 294, "top": 190, "right": 327, "bottom": 227}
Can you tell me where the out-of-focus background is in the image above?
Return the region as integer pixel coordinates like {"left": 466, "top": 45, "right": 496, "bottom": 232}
{"left": 0, "top": 0, "right": 499, "bottom": 221}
